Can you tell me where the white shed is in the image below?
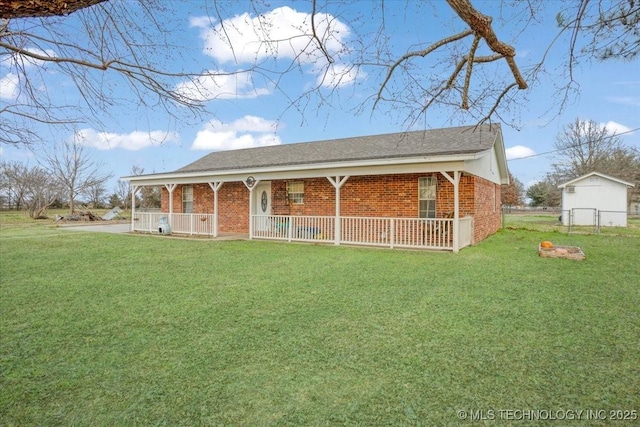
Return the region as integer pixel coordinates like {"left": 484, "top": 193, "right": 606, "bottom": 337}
{"left": 558, "top": 172, "right": 635, "bottom": 227}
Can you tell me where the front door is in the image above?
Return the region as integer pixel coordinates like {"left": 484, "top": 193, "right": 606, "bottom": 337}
{"left": 254, "top": 182, "right": 272, "bottom": 231}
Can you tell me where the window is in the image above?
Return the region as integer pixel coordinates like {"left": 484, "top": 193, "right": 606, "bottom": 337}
{"left": 182, "top": 185, "right": 193, "bottom": 213}
{"left": 287, "top": 181, "right": 304, "bottom": 204}
{"left": 418, "top": 176, "right": 436, "bottom": 218}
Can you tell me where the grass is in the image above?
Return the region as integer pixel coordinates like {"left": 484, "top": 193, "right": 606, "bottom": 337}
{"left": 1, "top": 212, "right": 639, "bottom": 425}
{"left": 504, "top": 212, "right": 640, "bottom": 237}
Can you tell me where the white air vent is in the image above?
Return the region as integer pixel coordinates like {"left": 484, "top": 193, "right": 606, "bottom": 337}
{"left": 566, "top": 186, "right": 575, "bottom": 193}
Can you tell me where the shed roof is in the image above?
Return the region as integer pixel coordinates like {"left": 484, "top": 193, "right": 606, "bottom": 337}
{"left": 177, "top": 124, "right": 501, "bottom": 173}
{"left": 558, "top": 171, "right": 635, "bottom": 188}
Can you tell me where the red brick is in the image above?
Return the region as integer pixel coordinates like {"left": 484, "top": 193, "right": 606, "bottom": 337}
{"left": 160, "top": 173, "right": 503, "bottom": 243}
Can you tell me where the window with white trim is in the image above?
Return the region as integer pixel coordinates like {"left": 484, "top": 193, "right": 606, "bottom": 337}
{"left": 418, "top": 176, "right": 436, "bottom": 218}
{"left": 182, "top": 185, "right": 193, "bottom": 213}
{"left": 287, "top": 181, "right": 304, "bottom": 204}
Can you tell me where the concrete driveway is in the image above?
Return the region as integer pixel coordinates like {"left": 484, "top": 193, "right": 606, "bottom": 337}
{"left": 60, "top": 223, "right": 131, "bottom": 234}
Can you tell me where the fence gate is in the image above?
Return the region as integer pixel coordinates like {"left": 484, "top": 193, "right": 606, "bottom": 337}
{"left": 568, "top": 208, "right": 597, "bottom": 234}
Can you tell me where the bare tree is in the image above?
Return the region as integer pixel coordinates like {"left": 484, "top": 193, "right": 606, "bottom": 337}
{"left": 0, "top": 160, "right": 30, "bottom": 210}
{"left": 42, "top": 137, "right": 113, "bottom": 213}
{"left": 1, "top": 0, "right": 638, "bottom": 144}
{"left": 0, "top": 1, "right": 106, "bottom": 19}
{"left": 550, "top": 118, "right": 640, "bottom": 208}
{"left": 551, "top": 118, "right": 639, "bottom": 181}
{"left": 114, "top": 179, "right": 131, "bottom": 210}
{"left": 0, "top": 0, "right": 214, "bottom": 145}
{"left": 129, "top": 166, "right": 160, "bottom": 209}
{"left": 0, "top": 162, "right": 8, "bottom": 209}
{"left": 84, "top": 180, "right": 108, "bottom": 208}
{"left": 558, "top": 0, "right": 640, "bottom": 62}
{"left": 0, "top": 160, "right": 64, "bottom": 217}
{"left": 22, "top": 165, "right": 64, "bottom": 218}
{"left": 202, "top": 0, "right": 638, "bottom": 128}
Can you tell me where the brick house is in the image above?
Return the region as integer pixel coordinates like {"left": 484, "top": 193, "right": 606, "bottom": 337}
{"left": 124, "top": 124, "right": 509, "bottom": 252}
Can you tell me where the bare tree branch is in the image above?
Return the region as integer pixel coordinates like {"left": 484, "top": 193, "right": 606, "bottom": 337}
{"left": 0, "top": 40, "right": 115, "bottom": 70}
{"left": 311, "top": 0, "right": 334, "bottom": 64}
{"left": 461, "top": 34, "right": 481, "bottom": 109}
{"left": 478, "top": 82, "right": 518, "bottom": 125}
{"left": 0, "top": 0, "right": 106, "bottom": 19}
{"left": 0, "top": 0, "right": 218, "bottom": 145}
{"left": 446, "top": 0, "right": 527, "bottom": 90}
{"left": 374, "top": 29, "right": 474, "bottom": 109}
{"left": 567, "top": 0, "right": 590, "bottom": 83}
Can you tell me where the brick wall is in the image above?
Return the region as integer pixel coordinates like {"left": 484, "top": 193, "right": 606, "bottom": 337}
{"left": 160, "top": 173, "right": 503, "bottom": 241}
{"left": 341, "top": 174, "right": 417, "bottom": 217}
{"left": 288, "top": 178, "right": 336, "bottom": 216}
{"left": 472, "top": 176, "right": 502, "bottom": 243}
{"left": 161, "top": 183, "right": 216, "bottom": 214}
{"left": 435, "top": 173, "right": 475, "bottom": 217}
{"left": 160, "top": 182, "right": 249, "bottom": 233}
{"left": 217, "top": 182, "right": 249, "bottom": 232}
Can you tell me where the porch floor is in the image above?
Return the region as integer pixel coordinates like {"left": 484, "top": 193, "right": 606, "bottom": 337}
{"left": 133, "top": 230, "right": 250, "bottom": 241}
{"left": 213, "top": 233, "right": 249, "bottom": 240}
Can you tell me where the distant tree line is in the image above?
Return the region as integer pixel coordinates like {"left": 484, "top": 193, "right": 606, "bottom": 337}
{"left": 502, "top": 172, "right": 525, "bottom": 208}
{"left": 0, "top": 146, "right": 160, "bottom": 218}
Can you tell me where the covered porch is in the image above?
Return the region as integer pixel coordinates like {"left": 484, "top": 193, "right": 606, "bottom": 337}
{"left": 130, "top": 169, "right": 475, "bottom": 252}
{"left": 131, "top": 211, "right": 474, "bottom": 251}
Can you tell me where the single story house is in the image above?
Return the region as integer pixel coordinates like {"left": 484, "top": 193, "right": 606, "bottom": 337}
{"left": 123, "top": 124, "right": 509, "bottom": 252}
{"left": 558, "top": 172, "right": 635, "bottom": 227}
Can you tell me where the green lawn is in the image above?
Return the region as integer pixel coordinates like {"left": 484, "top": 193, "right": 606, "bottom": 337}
{"left": 1, "top": 213, "right": 639, "bottom": 425}
{"left": 504, "top": 212, "right": 640, "bottom": 237}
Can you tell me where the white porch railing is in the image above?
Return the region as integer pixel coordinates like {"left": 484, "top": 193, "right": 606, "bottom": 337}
{"left": 251, "top": 215, "right": 472, "bottom": 250}
{"left": 252, "top": 215, "right": 335, "bottom": 242}
{"left": 132, "top": 211, "right": 165, "bottom": 233}
{"left": 458, "top": 216, "right": 474, "bottom": 249}
{"left": 172, "top": 213, "right": 216, "bottom": 235}
{"left": 133, "top": 212, "right": 472, "bottom": 250}
{"left": 132, "top": 212, "right": 216, "bottom": 236}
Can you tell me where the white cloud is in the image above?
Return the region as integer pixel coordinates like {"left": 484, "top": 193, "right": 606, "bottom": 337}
{"left": 0, "top": 72, "right": 20, "bottom": 101}
{"left": 191, "top": 115, "right": 282, "bottom": 151}
{"left": 316, "top": 63, "right": 364, "bottom": 88}
{"left": 22, "top": 48, "right": 57, "bottom": 68}
{"left": 75, "top": 129, "right": 179, "bottom": 151}
{"left": 191, "top": 6, "right": 350, "bottom": 65}
{"left": 1, "top": 48, "right": 57, "bottom": 101}
{"left": 606, "top": 96, "right": 640, "bottom": 107}
{"left": 506, "top": 145, "right": 536, "bottom": 160}
{"left": 173, "top": 70, "right": 270, "bottom": 102}
{"left": 0, "top": 47, "right": 56, "bottom": 69}
{"left": 601, "top": 121, "right": 633, "bottom": 136}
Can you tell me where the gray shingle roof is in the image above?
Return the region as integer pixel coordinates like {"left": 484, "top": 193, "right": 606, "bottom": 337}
{"left": 177, "top": 124, "right": 501, "bottom": 173}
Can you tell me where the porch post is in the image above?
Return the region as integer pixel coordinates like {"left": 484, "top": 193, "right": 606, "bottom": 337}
{"left": 327, "top": 176, "right": 349, "bottom": 245}
{"left": 243, "top": 178, "right": 259, "bottom": 239}
{"left": 130, "top": 185, "right": 139, "bottom": 232}
{"left": 441, "top": 171, "right": 461, "bottom": 253}
{"left": 208, "top": 182, "right": 223, "bottom": 237}
{"left": 165, "top": 184, "right": 177, "bottom": 228}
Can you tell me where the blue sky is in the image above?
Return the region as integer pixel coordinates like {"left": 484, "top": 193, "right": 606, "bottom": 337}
{"left": 1, "top": 0, "right": 638, "bottom": 193}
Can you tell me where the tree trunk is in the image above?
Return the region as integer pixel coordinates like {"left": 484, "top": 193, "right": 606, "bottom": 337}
{"left": 0, "top": 0, "right": 106, "bottom": 19}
